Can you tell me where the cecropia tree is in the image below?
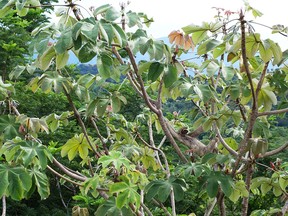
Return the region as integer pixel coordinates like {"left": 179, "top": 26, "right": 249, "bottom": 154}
{"left": 0, "top": 1, "right": 288, "bottom": 216}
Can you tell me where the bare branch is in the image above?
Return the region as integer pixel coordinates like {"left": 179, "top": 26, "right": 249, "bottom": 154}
{"left": 157, "top": 80, "right": 164, "bottom": 109}
{"left": 261, "top": 142, "right": 288, "bottom": 158}
{"left": 204, "top": 198, "right": 217, "bottom": 216}
{"left": 215, "top": 126, "right": 238, "bottom": 157}
{"left": 240, "top": 10, "right": 256, "bottom": 110}
{"left": 255, "top": 62, "right": 269, "bottom": 97}
{"left": 1, "top": 196, "right": 6, "bottom": 216}
{"left": 152, "top": 199, "right": 172, "bottom": 216}
{"left": 258, "top": 108, "right": 288, "bottom": 117}
{"left": 241, "top": 162, "right": 253, "bottom": 216}
{"left": 47, "top": 165, "right": 83, "bottom": 186}
{"left": 52, "top": 158, "right": 87, "bottom": 182}
{"left": 125, "top": 46, "right": 159, "bottom": 114}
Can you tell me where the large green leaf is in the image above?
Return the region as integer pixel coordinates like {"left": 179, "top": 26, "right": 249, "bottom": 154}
{"left": 0, "top": 115, "right": 20, "bottom": 140}
{"left": 34, "top": 71, "right": 71, "bottom": 93}
{"left": 38, "top": 46, "right": 56, "bottom": 71}
{"left": 109, "top": 176, "right": 141, "bottom": 209}
{"left": 56, "top": 51, "right": 69, "bottom": 69}
{"left": 29, "top": 167, "right": 50, "bottom": 199}
{"left": 148, "top": 62, "right": 164, "bottom": 82}
{"left": 145, "top": 176, "right": 187, "bottom": 202}
{"left": 97, "top": 53, "right": 113, "bottom": 79}
{"left": 95, "top": 197, "right": 134, "bottom": 216}
{"left": 81, "top": 21, "right": 99, "bottom": 42}
{"left": 0, "top": 164, "right": 32, "bottom": 201}
{"left": 54, "top": 31, "right": 73, "bottom": 54}
{"left": 197, "top": 39, "right": 222, "bottom": 55}
{"left": 105, "top": 6, "right": 121, "bottom": 22}
{"left": 98, "top": 150, "right": 130, "bottom": 172}
{"left": 1, "top": 139, "right": 52, "bottom": 169}
{"left": 204, "top": 171, "right": 233, "bottom": 198}
{"left": 163, "top": 64, "right": 178, "bottom": 88}
{"left": 78, "top": 43, "right": 97, "bottom": 63}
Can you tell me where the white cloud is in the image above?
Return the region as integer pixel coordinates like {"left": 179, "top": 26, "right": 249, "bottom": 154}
{"left": 52, "top": 0, "right": 288, "bottom": 49}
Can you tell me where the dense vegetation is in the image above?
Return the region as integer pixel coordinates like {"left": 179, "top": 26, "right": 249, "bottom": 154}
{"left": 0, "top": 1, "right": 288, "bottom": 216}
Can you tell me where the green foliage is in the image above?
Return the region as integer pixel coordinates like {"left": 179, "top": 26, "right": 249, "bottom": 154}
{"left": 0, "top": 164, "right": 32, "bottom": 200}
{"left": 1, "top": 1, "right": 288, "bottom": 215}
{"left": 61, "top": 133, "right": 92, "bottom": 161}
{"left": 145, "top": 176, "right": 187, "bottom": 202}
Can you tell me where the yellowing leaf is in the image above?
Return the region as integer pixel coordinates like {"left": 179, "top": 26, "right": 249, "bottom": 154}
{"left": 61, "top": 133, "right": 92, "bottom": 161}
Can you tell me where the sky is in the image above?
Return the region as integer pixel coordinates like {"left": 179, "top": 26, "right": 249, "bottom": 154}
{"left": 52, "top": 0, "right": 288, "bottom": 49}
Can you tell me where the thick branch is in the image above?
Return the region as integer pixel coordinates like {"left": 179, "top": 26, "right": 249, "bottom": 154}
{"left": 240, "top": 10, "right": 256, "bottom": 110}
{"left": 53, "top": 158, "right": 87, "bottom": 182}
{"left": 167, "top": 122, "right": 217, "bottom": 156}
{"left": 1, "top": 196, "right": 6, "bottom": 216}
{"left": 215, "top": 126, "right": 238, "bottom": 157}
{"left": 258, "top": 108, "right": 288, "bottom": 117}
{"left": 157, "top": 112, "right": 188, "bottom": 162}
{"left": 125, "top": 46, "right": 159, "bottom": 114}
{"left": 47, "top": 165, "right": 83, "bottom": 186}
{"left": 241, "top": 162, "right": 253, "bottom": 216}
{"left": 261, "top": 142, "right": 288, "bottom": 157}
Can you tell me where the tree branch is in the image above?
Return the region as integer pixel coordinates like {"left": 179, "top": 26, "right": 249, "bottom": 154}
{"left": 215, "top": 126, "right": 238, "bottom": 157}
{"left": 261, "top": 142, "right": 288, "bottom": 158}
{"left": 52, "top": 158, "right": 87, "bottom": 182}
{"left": 125, "top": 46, "right": 159, "bottom": 114}
{"left": 63, "top": 87, "right": 101, "bottom": 158}
{"left": 47, "top": 165, "right": 83, "bottom": 186}
{"left": 157, "top": 112, "right": 188, "bottom": 162}
{"left": 255, "top": 62, "right": 269, "bottom": 97}
{"left": 152, "top": 199, "right": 172, "bottom": 216}
{"left": 241, "top": 162, "right": 253, "bottom": 216}
{"left": 204, "top": 198, "right": 217, "bottom": 216}
{"left": 258, "top": 108, "right": 288, "bottom": 117}
{"left": 240, "top": 10, "right": 256, "bottom": 110}
{"left": 1, "top": 196, "right": 6, "bottom": 216}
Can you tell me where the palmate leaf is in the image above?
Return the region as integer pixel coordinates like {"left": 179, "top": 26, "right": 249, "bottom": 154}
{"left": 61, "top": 133, "right": 92, "bottom": 161}
{"left": 98, "top": 150, "right": 130, "bottom": 172}
{"left": 0, "top": 115, "right": 20, "bottom": 140}
{"left": 2, "top": 139, "right": 53, "bottom": 169}
{"left": 29, "top": 166, "right": 50, "bottom": 199}
{"left": 204, "top": 171, "right": 234, "bottom": 198}
{"left": 17, "top": 115, "right": 49, "bottom": 136}
{"left": 95, "top": 197, "right": 134, "bottom": 216}
{"left": 109, "top": 176, "right": 141, "bottom": 209}
{"left": 0, "top": 164, "right": 32, "bottom": 201}
{"left": 31, "top": 71, "right": 72, "bottom": 94}
{"left": 78, "top": 43, "right": 97, "bottom": 63}
{"left": 145, "top": 176, "right": 187, "bottom": 202}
